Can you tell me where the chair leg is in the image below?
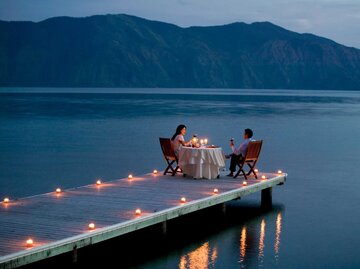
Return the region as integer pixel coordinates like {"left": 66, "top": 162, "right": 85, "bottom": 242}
{"left": 164, "top": 160, "right": 175, "bottom": 175}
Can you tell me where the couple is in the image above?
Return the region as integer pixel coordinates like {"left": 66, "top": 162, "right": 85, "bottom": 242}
{"left": 170, "top": 124, "right": 254, "bottom": 176}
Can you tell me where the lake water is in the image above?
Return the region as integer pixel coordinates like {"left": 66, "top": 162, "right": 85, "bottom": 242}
{"left": 1, "top": 88, "right": 360, "bottom": 268}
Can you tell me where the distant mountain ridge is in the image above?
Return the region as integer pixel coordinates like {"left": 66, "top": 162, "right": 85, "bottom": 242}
{"left": 0, "top": 14, "right": 359, "bottom": 90}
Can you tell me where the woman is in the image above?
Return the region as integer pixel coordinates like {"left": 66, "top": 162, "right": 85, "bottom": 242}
{"left": 171, "top": 124, "right": 192, "bottom": 156}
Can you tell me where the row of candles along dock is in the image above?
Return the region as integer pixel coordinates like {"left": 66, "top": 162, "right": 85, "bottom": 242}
{"left": 2, "top": 169, "right": 284, "bottom": 248}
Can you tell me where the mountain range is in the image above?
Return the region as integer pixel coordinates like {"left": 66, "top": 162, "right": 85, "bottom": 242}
{"left": 0, "top": 14, "right": 360, "bottom": 90}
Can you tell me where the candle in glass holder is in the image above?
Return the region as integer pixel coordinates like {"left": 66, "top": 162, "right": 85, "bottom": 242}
{"left": 88, "top": 223, "right": 95, "bottom": 230}
{"left": 200, "top": 139, "right": 204, "bottom": 145}
{"left": 204, "top": 138, "right": 208, "bottom": 145}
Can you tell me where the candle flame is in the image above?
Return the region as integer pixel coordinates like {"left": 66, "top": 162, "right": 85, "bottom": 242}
{"left": 3, "top": 197, "right": 9, "bottom": 203}
{"left": 135, "top": 209, "right": 142, "bottom": 215}
{"left": 26, "top": 238, "right": 34, "bottom": 247}
{"left": 180, "top": 197, "right": 186, "bottom": 203}
{"left": 88, "top": 223, "right": 95, "bottom": 230}
{"left": 55, "top": 188, "right": 61, "bottom": 193}
{"left": 213, "top": 188, "right": 219, "bottom": 194}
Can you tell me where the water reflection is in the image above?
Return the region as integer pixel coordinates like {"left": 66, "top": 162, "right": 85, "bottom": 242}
{"left": 179, "top": 242, "right": 217, "bottom": 269}
{"left": 274, "top": 213, "right": 282, "bottom": 262}
{"left": 258, "top": 219, "right": 266, "bottom": 265}
{"left": 238, "top": 211, "right": 283, "bottom": 268}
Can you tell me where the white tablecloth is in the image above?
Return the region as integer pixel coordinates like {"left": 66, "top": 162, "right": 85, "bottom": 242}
{"left": 178, "top": 146, "right": 226, "bottom": 179}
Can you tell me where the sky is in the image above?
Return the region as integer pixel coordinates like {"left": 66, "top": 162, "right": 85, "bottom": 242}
{"left": 1, "top": 0, "right": 360, "bottom": 48}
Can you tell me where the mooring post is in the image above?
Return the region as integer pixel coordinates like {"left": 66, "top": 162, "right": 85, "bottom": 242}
{"left": 261, "top": 187, "right": 272, "bottom": 210}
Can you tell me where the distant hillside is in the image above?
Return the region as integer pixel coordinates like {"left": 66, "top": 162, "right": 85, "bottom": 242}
{"left": 0, "top": 14, "right": 360, "bottom": 90}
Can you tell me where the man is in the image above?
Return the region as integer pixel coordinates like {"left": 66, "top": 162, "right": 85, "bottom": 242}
{"left": 226, "top": 128, "right": 254, "bottom": 177}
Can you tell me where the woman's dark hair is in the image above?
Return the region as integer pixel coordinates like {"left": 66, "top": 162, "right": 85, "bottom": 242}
{"left": 171, "top": 124, "right": 186, "bottom": 141}
{"left": 244, "top": 128, "right": 253, "bottom": 138}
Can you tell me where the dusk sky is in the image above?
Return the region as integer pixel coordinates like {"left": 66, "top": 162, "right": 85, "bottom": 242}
{"left": 1, "top": 0, "right": 360, "bottom": 48}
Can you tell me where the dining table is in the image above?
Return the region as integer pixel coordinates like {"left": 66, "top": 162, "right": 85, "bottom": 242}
{"left": 178, "top": 146, "right": 226, "bottom": 179}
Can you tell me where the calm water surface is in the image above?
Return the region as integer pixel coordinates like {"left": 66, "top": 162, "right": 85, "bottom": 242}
{"left": 1, "top": 88, "right": 360, "bottom": 268}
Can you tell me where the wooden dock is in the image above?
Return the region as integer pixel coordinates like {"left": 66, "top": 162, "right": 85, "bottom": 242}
{"left": 0, "top": 171, "right": 286, "bottom": 269}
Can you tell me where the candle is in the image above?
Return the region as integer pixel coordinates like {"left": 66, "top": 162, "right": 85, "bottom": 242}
{"left": 153, "top": 170, "right": 158, "bottom": 175}
{"left": 213, "top": 188, "right": 219, "bottom": 194}
{"left": 242, "top": 181, "right": 248, "bottom": 186}
{"left": 254, "top": 169, "right": 259, "bottom": 173}
{"left": 26, "top": 238, "right": 34, "bottom": 247}
{"left": 135, "top": 209, "right": 142, "bottom": 215}
{"left": 200, "top": 139, "right": 204, "bottom": 145}
{"left": 96, "top": 180, "right": 102, "bottom": 185}
{"left": 128, "top": 174, "right": 133, "bottom": 180}
{"left": 204, "top": 138, "right": 208, "bottom": 144}
{"left": 277, "top": 170, "right": 282, "bottom": 174}
{"left": 3, "top": 197, "right": 9, "bottom": 203}
{"left": 55, "top": 188, "right": 61, "bottom": 193}
{"left": 180, "top": 197, "right": 186, "bottom": 203}
{"left": 88, "top": 223, "right": 95, "bottom": 230}
{"left": 261, "top": 175, "right": 267, "bottom": 180}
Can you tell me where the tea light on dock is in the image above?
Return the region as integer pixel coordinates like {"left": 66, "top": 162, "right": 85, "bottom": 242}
{"left": 261, "top": 175, "right": 267, "bottom": 180}
{"left": 96, "top": 179, "right": 102, "bottom": 185}
{"left": 3, "top": 197, "right": 9, "bottom": 203}
{"left": 277, "top": 170, "right": 283, "bottom": 174}
{"left": 153, "top": 169, "right": 158, "bottom": 175}
{"left": 88, "top": 223, "right": 95, "bottom": 230}
{"left": 128, "top": 174, "right": 133, "bottom": 180}
{"left": 213, "top": 188, "right": 219, "bottom": 194}
{"left": 242, "top": 181, "right": 248, "bottom": 186}
{"left": 55, "top": 188, "right": 61, "bottom": 193}
{"left": 254, "top": 169, "right": 259, "bottom": 173}
{"left": 135, "top": 208, "right": 142, "bottom": 215}
{"left": 26, "top": 238, "right": 34, "bottom": 247}
{"left": 180, "top": 197, "right": 187, "bottom": 203}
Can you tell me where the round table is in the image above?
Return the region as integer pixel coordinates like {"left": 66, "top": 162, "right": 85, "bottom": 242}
{"left": 178, "top": 146, "right": 226, "bottom": 179}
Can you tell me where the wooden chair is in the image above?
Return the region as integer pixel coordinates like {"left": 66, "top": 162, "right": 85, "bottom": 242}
{"left": 159, "top": 138, "right": 181, "bottom": 176}
{"left": 234, "top": 140, "right": 263, "bottom": 179}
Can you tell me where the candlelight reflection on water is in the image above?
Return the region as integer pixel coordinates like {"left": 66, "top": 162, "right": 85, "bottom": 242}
{"left": 274, "top": 213, "right": 282, "bottom": 262}
{"left": 240, "top": 226, "right": 247, "bottom": 266}
{"left": 258, "top": 219, "right": 266, "bottom": 263}
{"left": 178, "top": 242, "right": 217, "bottom": 269}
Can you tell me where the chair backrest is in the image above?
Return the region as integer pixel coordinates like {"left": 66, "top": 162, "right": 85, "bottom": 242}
{"left": 159, "top": 137, "right": 177, "bottom": 160}
{"left": 244, "top": 140, "right": 263, "bottom": 161}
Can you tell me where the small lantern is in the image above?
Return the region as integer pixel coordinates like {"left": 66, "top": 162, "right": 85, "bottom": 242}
{"left": 3, "top": 197, "right": 9, "bottom": 203}
{"left": 242, "top": 181, "right": 248, "bottom": 186}
{"left": 128, "top": 174, "right": 133, "bottom": 180}
{"left": 180, "top": 197, "right": 186, "bottom": 203}
{"left": 88, "top": 223, "right": 95, "bottom": 230}
{"left": 153, "top": 170, "right": 158, "bottom": 175}
{"left": 96, "top": 180, "right": 102, "bottom": 185}
{"left": 261, "top": 175, "right": 267, "bottom": 180}
{"left": 213, "top": 188, "right": 219, "bottom": 194}
{"left": 135, "top": 209, "right": 141, "bottom": 215}
{"left": 26, "top": 238, "right": 34, "bottom": 247}
{"left": 55, "top": 188, "right": 61, "bottom": 194}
